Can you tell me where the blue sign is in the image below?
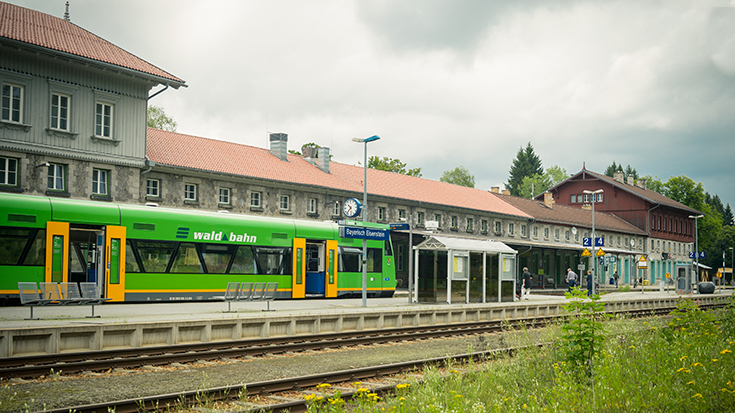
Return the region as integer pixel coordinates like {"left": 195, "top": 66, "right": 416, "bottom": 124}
{"left": 339, "top": 226, "right": 390, "bottom": 241}
{"left": 389, "top": 223, "right": 410, "bottom": 230}
{"left": 599, "top": 257, "right": 605, "bottom": 266}
{"left": 689, "top": 252, "right": 705, "bottom": 259}
{"left": 595, "top": 237, "right": 604, "bottom": 247}
{"left": 583, "top": 237, "right": 592, "bottom": 247}
{"left": 608, "top": 256, "right": 617, "bottom": 263}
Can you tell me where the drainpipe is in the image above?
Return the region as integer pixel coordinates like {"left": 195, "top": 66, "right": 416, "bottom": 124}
{"left": 141, "top": 156, "right": 155, "bottom": 174}
{"left": 147, "top": 84, "right": 169, "bottom": 101}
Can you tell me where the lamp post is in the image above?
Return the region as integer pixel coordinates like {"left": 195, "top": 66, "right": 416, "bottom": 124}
{"left": 352, "top": 135, "right": 380, "bottom": 308}
{"left": 689, "top": 214, "right": 704, "bottom": 293}
{"left": 730, "top": 247, "right": 733, "bottom": 286}
{"left": 584, "top": 189, "right": 603, "bottom": 295}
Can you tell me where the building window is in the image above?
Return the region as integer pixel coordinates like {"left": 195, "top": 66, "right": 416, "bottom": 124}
{"left": 583, "top": 193, "right": 590, "bottom": 203}
{"left": 508, "top": 223, "right": 515, "bottom": 235}
{"left": 451, "top": 216, "right": 458, "bottom": 229}
{"left": 95, "top": 102, "right": 113, "bottom": 137}
{"left": 251, "top": 191, "right": 262, "bottom": 208}
{"left": 333, "top": 201, "right": 340, "bottom": 216}
{"left": 417, "top": 211, "right": 424, "bottom": 226}
{"left": 50, "top": 93, "right": 70, "bottom": 131}
{"left": 494, "top": 221, "right": 502, "bottom": 234}
{"left": 651, "top": 240, "right": 655, "bottom": 250}
{"left": 397, "top": 245, "right": 404, "bottom": 272}
{"left": 554, "top": 229, "right": 559, "bottom": 239}
{"left": 146, "top": 179, "right": 160, "bottom": 197}
{"left": 533, "top": 226, "right": 538, "bottom": 237}
{"left": 521, "top": 224, "right": 527, "bottom": 237}
{"left": 544, "top": 228, "right": 550, "bottom": 238}
{"left": 434, "top": 214, "right": 442, "bottom": 227}
{"left": 48, "top": 163, "right": 65, "bottom": 191}
{"left": 307, "top": 198, "right": 317, "bottom": 214}
{"left": 92, "top": 169, "right": 108, "bottom": 195}
{"left": 279, "top": 195, "right": 290, "bottom": 211}
{"left": 0, "top": 157, "right": 18, "bottom": 186}
{"left": 466, "top": 218, "right": 473, "bottom": 232}
{"left": 219, "top": 188, "right": 231, "bottom": 205}
{"left": 398, "top": 209, "right": 406, "bottom": 221}
{"left": 596, "top": 193, "right": 603, "bottom": 202}
{"left": 565, "top": 230, "right": 570, "bottom": 240}
{"left": 570, "top": 194, "right": 576, "bottom": 203}
{"left": 576, "top": 194, "right": 583, "bottom": 203}
{"left": 481, "top": 219, "right": 488, "bottom": 233}
{"left": 1, "top": 83, "right": 23, "bottom": 123}
{"left": 378, "top": 207, "right": 386, "bottom": 221}
{"left": 184, "top": 183, "right": 197, "bottom": 201}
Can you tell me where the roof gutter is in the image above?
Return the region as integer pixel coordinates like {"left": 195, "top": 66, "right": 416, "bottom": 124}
{"left": 147, "top": 84, "right": 169, "bottom": 101}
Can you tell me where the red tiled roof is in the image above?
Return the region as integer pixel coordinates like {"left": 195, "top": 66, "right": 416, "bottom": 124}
{"left": 497, "top": 193, "right": 647, "bottom": 235}
{"left": 0, "top": 2, "right": 184, "bottom": 85}
{"left": 146, "top": 128, "right": 531, "bottom": 219}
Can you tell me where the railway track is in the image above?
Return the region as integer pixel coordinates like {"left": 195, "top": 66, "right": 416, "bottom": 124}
{"left": 1, "top": 303, "right": 714, "bottom": 381}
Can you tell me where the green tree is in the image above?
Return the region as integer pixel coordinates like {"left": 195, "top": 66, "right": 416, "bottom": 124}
{"left": 624, "top": 164, "right": 638, "bottom": 180}
{"left": 724, "top": 204, "right": 733, "bottom": 226}
{"left": 440, "top": 166, "right": 475, "bottom": 188}
{"left": 604, "top": 161, "right": 620, "bottom": 177}
{"left": 516, "top": 165, "right": 569, "bottom": 198}
{"left": 506, "top": 142, "right": 543, "bottom": 196}
{"left": 640, "top": 175, "right": 664, "bottom": 194}
{"left": 147, "top": 105, "right": 177, "bottom": 132}
{"left": 663, "top": 175, "right": 705, "bottom": 210}
{"left": 367, "top": 156, "right": 422, "bottom": 177}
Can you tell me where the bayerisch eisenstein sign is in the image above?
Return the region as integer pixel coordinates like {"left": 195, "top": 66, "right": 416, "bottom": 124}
{"left": 339, "top": 226, "right": 390, "bottom": 241}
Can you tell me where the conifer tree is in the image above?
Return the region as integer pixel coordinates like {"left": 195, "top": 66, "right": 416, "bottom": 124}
{"left": 506, "top": 142, "right": 543, "bottom": 196}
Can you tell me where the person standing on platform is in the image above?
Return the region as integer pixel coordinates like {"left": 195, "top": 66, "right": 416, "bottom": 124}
{"left": 566, "top": 268, "right": 577, "bottom": 292}
{"left": 586, "top": 270, "right": 593, "bottom": 296}
{"left": 614, "top": 271, "right": 619, "bottom": 288}
{"left": 522, "top": 267, "right": 532, "bottom": 300}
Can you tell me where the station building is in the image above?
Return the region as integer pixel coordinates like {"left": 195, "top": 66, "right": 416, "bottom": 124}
{"left": 0, "top": 2, "right": 702, "bottom": 303}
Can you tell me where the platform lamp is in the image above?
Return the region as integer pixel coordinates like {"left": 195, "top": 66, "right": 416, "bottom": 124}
{"left": 730, "top": 247, "right": 733, "bottom": 286}
{"left": 689, "top": 214, "right": 704, "bottom": 292}
{"left": 352, "top": 135, "right": 380, "bottom": 308}
{"left": 583, "top": 189, "right": 603, "bottom": 295}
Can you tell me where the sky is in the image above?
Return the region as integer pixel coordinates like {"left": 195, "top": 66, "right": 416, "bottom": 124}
{"left": 10, "top": 0, "right": 735, "bottom": 208}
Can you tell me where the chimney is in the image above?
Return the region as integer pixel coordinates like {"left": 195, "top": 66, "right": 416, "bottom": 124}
{"left": 543, "top": 192, "right": 554, "bottom": 208}
{"left": 269, "top": 133, "right": 288, "bottom": 161}
{"left": 63, "top": 1, "right": 71, "bottom": 22}
{"left": 613, "top": 171, "right": 624, "bottom": 182}
{"left": 637, "top": 178, "right": 647, "bottom": 190}
{"left": 627, "top": 176, "right": 634, "bottom": 186}
{"left": 302, "top": 146, "right": 317, "bottom": 165}
{"left": 490, "top": 187, "right": 500, "bottom": 194}
{"left": 317, "top": 147, "right": 330, "bottom": 173}
{"left": 502, "top": 189, "right": 510, "bottom": 195}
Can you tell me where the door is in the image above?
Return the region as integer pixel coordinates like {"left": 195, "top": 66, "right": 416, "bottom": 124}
{"left": 325, "top": 240, "right": 338, "bottom": 298}
{"left": 292, "top": 238, "right": 306, "bottom": 298}
{"left": 104, "top": 225, "right": 126, "bottom": 302}
{"left": 45, "top": 221, "right": 69, "bottom": 283}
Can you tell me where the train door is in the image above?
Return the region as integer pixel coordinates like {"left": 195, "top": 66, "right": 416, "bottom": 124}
{"left": 45, "top": 222, "right": 69, "bottom": 283}
{"left": 104, "top": 225, "right": 126, "bottom": 302}
{"left": 292, "top": 238, "right": 306, "bottom": 298}
{"left": 325, "top": 240, "right": 338, "bottom": 298}
{"left": 305, "top": 241, "right": 326, "bottom": 296}
{"left": 68, "top": 228, "right": 102, "bottom": 284}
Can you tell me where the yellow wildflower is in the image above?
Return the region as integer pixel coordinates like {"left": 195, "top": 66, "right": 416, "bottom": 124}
{"left": 680, "top": 356, "right": 688, "bottom": 361}
{"left": 712, "top": 359, "right": 719, "bottom": 362}
{"left": 688, "top": 381, "right": 695, "bottom": 385}
{"left": 692, "top": 393, "right": 703, "bottom": 399}
{"left": 317, "top": 383, "right": 332, "bottom": 389}
{"left": 720, "top": 349, "right": 732, "bottom": 355}
{"left": 691, "top": 362, "right": 703, "bottom": 367}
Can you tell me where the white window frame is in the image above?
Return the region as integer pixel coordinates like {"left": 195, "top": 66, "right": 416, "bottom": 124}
{"left": 1, "top": 83, "right": 23, "bottom": 123}
{"left": 95, "top": 102, "right": 113, "bottom": 138}
{"left": 146, "top": 179, "right": 160, "bottom": 197}
{"left": 508, "top": 223, "right": 515, "bottom": 235}
{"left": 48, "top": 163, "right": 65, "bottom": 191}
{"left": 251, "top": 191, "right": 262, "bottom": 208}
{"left": 219, "top": 188, "right": 231, "bottom": 205}
{"left": 92, "top": 169, "right": 108, "bottom": 195}
{"left": 398, "top": 209, "right": 406, "bottom": 221}
{"left": 583, "top": 193, "right": 590, "bottom": 203}
{"left": 0, "top": 157, "right": 18, "bottom": 186}
{"left": 544, "top": 228, "right": 550, "bottom": 238}
{"left": 184, "top": 183, "right": 197, "bottom": 201}
{"left": 307, "top": 198, "right": 317, "bottom": 214}
{"left": 417, "top": 211, "right": 424, "bottom": 226}
{"left": 596, "top": 193, "right": 603, "bottom": 202}
{"left": 279, "top": 194, "right": 290, "bottom": 211}
{"left": 554, "top": 229, "right": 559, "bottom": 239}
{"left": 533, "top": 226, "right": 538, "bottom": 237}
{"left": 466, "top": 218, "right": 473, "bottom": 232}
{"left": 378, "top": 207, "right": 386, "bottom": 221}
{"left": 481, "top": 219, "right": 488, "bottom": 233}
{"left": 451, "top": 216, "right": 458, "bottom": 229}
{"left": 521, "top": 224, "right": 527, "bottom": 237}
{"left": 434, "top": 214, "right": 442, "bottom": 227}
{"left": 494, "top": 221, "right": 501, "bottom": 234}
{"left": 570, "top": 194, "right": 576, "bottom": 203}
{"left": 333, "top": 201, "right": 340, "bottom": 216}
{"left": 50, "top": 92, "right": 70, "bottom": 131}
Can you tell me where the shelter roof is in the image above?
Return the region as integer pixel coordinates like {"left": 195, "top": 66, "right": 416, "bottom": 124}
{"left": 414, "top": 236, "right": 516, "bottom": 254}
{"left": 146, "top": 128, "right": 532, "bottom": 219}
{"left": 0, "top": 2, "right": 184, "bottom": 86}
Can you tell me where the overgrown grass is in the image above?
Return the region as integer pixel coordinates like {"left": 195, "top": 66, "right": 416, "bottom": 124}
{"left": 305, "top": 294, "right": 735, "bottom": 412}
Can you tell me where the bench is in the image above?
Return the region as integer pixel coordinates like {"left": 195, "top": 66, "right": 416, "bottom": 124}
{"left": 19, "top": 282, "right": 109, "bottom": 319}
{"left": 219, "top": 282, "right": 278, "bottom": 312}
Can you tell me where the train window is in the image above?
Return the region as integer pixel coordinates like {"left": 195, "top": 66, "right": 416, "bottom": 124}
{"left": 367, "top": 248, "right": 382, "bottom": 273}
{"left": 125, "top": 240, "right": 141, "bottom": 273}
{"left": 230, "top": 245, "right": 256, "bottom": 274}
{"left": 137, "top": 240, "right": 175, "bottom": 273}
{"left": 253, "top": 246, "right": 292, "bottom": 275}
{"left": 201, "top": 244, "right": 236, "bottom": 274}
{"left": 384, "top": 240, "right": 393, "bottom": 256}
{"left": 0, "top": 227, "right": 34, "bottom": 265}
{"left": 339, "top": 247, "right": 362, "bottom": 273}
{"left": 21, "top": 229, "right": 45, "bottom": 266}
{"left": 171, "top": 242, "right": 204, "bottom": 273}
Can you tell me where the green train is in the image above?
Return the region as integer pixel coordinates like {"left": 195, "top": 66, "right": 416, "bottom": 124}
{"left": 0, "top": 193, "right": 396, "bottom": 302}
